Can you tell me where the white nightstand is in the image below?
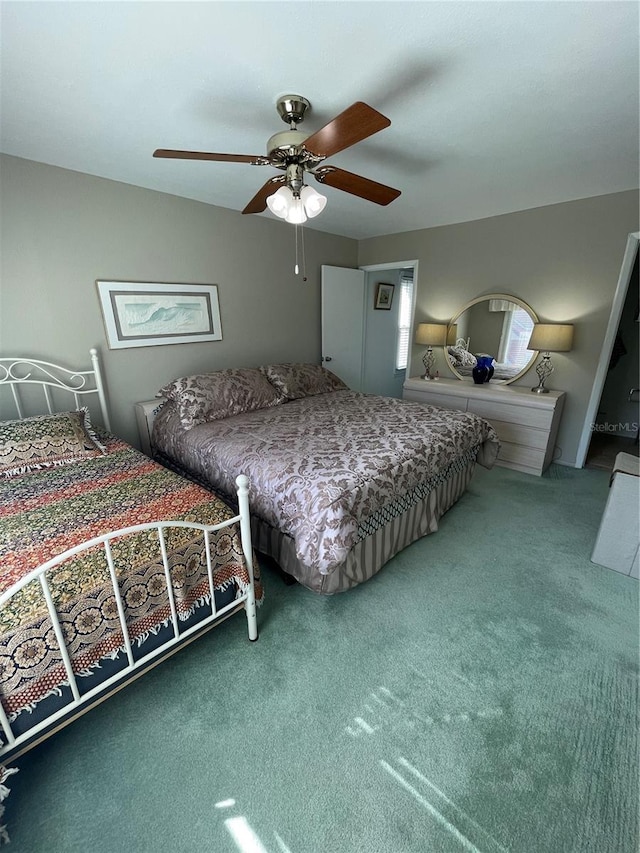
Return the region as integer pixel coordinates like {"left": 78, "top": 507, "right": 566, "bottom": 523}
{"left": 134, "top": 398, "right": 166, "bottom": 457}
{"left": 403, "top": 377, "right": 565, "bottom": 476}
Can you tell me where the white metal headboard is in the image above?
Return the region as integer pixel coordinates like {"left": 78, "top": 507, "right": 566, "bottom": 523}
{"left": 0, "top": 347, "right": 111, "bottom": 430}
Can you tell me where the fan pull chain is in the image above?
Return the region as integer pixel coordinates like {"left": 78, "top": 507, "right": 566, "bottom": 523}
{"left": 301, "top": 223, "right": 307, "bottom": 281}
{"left": 294, "top": 224, "right": 308, "bottom": 280}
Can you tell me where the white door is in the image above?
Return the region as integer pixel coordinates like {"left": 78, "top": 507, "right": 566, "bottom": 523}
{"left": 321, "top": 265, "right": 366, "bottom": 391}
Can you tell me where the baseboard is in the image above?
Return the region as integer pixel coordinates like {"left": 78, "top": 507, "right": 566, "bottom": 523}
{"left": 553, "top": 458, "right": 582, "bottom": 469}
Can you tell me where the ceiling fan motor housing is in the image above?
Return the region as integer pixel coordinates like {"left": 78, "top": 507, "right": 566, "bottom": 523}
{"left": 268, "top": 95, "right": 324, "bottom": 175}
{"left": 266, "top": 128, "right": 307, "bottom": 159}
{"left": 266, "top": 129, "right": 323, "bottom": 171}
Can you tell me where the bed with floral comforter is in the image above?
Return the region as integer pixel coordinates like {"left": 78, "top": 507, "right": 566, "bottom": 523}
{"left": 151, "top": 368, "right": 500, "bottom": 593}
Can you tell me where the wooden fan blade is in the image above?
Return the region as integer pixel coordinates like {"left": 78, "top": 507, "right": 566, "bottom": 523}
{"left": 314, "top": 166, "right": 401, "bottom": 206}
{"left": 303, "top": 102, "right": 391, "bottom": 159}
{"left": 153, "top": 149, "right": 269, "bottom": 165}
{"left": 242, "top": 176, "right": 286, "bottom": 214}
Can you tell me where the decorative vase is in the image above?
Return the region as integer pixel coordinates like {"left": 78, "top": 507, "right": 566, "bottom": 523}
{"left": 472, "top": 364, "right": 488, "bottom": 384}
{"left": 474, "top": 355, "right": 495, "bottom": 383}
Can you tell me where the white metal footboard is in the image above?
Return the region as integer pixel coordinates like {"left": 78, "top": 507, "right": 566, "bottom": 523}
{"left": 0, "top": 474, "right": 257, "bottom": 759}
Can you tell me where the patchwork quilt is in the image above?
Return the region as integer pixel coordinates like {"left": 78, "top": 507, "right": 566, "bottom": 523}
{"left": 0, "top": 435, "right": 261, "bottom": 723}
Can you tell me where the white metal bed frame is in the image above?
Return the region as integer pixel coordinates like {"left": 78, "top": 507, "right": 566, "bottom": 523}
{"left": 0, "top": 349, "right": 258, "bottom": 760}
{"left": 0, "top": 347, "right": 112, "bottom": 431}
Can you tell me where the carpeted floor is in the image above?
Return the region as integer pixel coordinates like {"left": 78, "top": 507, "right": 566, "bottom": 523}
{"left": 5, "top": 464, "right": 639, "bottom": 853}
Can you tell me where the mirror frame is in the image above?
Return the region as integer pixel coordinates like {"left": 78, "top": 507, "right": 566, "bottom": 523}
{"left": 446, "top": 293, "right": 539, "bottom": 385}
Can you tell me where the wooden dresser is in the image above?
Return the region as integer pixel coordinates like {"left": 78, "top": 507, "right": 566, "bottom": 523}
{"left": 403, "top": 376, "right": 565, "bottom": 476}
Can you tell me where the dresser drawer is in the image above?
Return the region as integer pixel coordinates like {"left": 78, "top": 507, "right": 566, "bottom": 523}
{"left": 490, "top": 419, "right": 550, "bottom": 450}
{"left": 497, "top": 441, "right": 546, "bottom": 471}
{"left": 468, "top": 399, "right": 554, "bottom": 430}
{"left": 403, "top": 389, "right": 467, "bottom": 412}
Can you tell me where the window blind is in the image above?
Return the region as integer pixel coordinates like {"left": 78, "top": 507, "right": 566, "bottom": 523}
{"left": 395, "top": 270, "right": 414, "bottom": 370}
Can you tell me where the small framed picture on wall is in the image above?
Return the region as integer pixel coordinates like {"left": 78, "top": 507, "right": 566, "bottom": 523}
{"left": 374, "top": 283, "right": 395, "bottom": 310}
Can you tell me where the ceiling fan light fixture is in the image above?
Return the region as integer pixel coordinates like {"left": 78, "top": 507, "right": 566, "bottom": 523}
{"left": 266, "top": 185, "right": 292, "bottom": 218}
{"left": 300, "top": 185, "right": 327, "bottom": 218}
{"left": 266, "top": 182, "right": 327, "bottom": 224}
{"left": 284, "top": 197, "right": 307, "bottom": 224}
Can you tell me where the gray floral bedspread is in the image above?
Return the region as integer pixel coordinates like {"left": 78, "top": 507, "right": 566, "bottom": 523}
{"left": 152, "top": 391, "right": 500, "bottom": 577}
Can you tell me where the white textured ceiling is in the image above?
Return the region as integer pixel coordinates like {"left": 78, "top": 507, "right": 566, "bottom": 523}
{"left": 1, "top": 1, "right": 638, "bottom": 240}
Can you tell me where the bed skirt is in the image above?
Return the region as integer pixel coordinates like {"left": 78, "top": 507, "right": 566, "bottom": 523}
{"left": 251, "top": 452, "right": 477, "bottom": 594}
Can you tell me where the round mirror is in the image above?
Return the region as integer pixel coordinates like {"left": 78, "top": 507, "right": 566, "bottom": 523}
{"left": 446, "top": 294, "right": 539, "bottom": 384}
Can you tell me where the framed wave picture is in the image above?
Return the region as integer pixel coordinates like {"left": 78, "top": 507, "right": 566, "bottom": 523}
{"left": 96, "top": 281, "right": 222, "bottom": 349}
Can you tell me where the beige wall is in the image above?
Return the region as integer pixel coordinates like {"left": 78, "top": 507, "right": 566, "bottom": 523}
{"left": 2, "top": 154, "right": 638, "bottom": 466}
{"left": 0, "top": 155, "right": 357, "bottom": 445}
{"left": 358, "top": 190, "right": 640, "bottom": 466}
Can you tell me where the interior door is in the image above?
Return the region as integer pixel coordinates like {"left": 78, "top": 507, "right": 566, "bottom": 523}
{"left": 321, "top": 265, "right": 366, "bottom": 391}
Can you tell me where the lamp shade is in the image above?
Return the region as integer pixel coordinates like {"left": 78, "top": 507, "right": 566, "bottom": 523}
{"left": 528, "top": 324, "right": 574, "bottom": 352}
{"left": 300, "top": 185, "right": 327, "bottom": 218}
{"left": 266, "top": 186, "right": 293, "bottom": 219}
{"left": 284, "top": 197, "right": 307, "bottom": 224}
{"left": 446, "top": 324, "right": 458, "bottom": 346}
{"left": 415, "top": 323, "right": 448, "bottom": 346}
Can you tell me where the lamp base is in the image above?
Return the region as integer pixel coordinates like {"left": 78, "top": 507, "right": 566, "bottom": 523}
{"left": 532, "top": 353, "right": 553, "bottom": 394}
{"left": 421, "top": 347, "right": 436, "bottom": 382}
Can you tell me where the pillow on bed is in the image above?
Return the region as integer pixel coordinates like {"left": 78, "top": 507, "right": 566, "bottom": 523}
{"left": 447, "top": 345, "right": 477, "bottom": 368}
{"left": 158, "top": 368, "right": 283, "bottom": 430}
{"left": 260, "top": 363, "right": 348, "bottom": 400}
{"left": 0, "top": 408, "right": 107, "bottom": 478}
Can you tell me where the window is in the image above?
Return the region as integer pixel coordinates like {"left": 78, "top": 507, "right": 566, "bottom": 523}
{"left": 500, "top": 306, "right": 535, "bottom": 366}
{"left": 395, "top": 269, "right": 415, "bottom": 370}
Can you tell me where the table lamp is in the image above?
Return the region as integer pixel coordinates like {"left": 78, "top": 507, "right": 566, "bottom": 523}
{"left": 527, "top": 324, "right": 574, "bottom": 393}
{"left": 415, "top": 323, "right": 448, "bottom": 380}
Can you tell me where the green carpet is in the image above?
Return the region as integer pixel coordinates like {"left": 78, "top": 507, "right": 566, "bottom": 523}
{"left": 5, "top": 464, "right": 639, "bottom": 852}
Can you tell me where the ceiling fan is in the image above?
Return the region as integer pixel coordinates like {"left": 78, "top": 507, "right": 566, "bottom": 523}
{"left": 153, "top": 95, "right": 401, "bottom": 223}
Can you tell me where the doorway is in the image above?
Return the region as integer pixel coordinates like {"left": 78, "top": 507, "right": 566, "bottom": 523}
{"left": 579, "top": 233, "right": 640, "bottom": 471}
{"left": 360, "top": 260, "right": 418, "bottom": 397}
{"left": 321, "top": 260, "right": 418, "bottom": 398}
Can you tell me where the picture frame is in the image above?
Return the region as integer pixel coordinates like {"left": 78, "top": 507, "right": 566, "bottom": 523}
{"left": 96, "top": 281, "right": 222, "bottom": 349}
{"left": 374, "top": 282, "right": 395, "bottom": 310}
